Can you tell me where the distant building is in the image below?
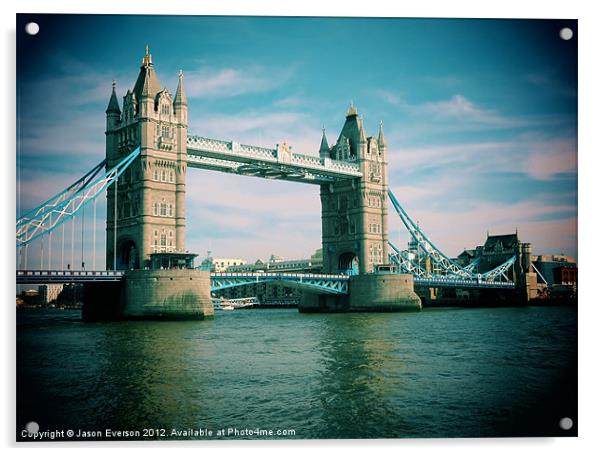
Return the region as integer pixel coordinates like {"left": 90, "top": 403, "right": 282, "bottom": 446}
{"left": 456, "top": 249, "right": 477, "bottom": 267}
{"left": 200, "top": 256, "right": 247, "bottom": 272}
{"left": 19, "top": 289, "right": 41, "bottom": 307}
{"left": 476, "top": 233, "right": 520, "bottom": 272}
{"left": 225, "top": 249, "right": 323, "bottom": 274}
{"left": 38, "top": 284, "right": 64, "bottom": 304}
{"left": 554, "top": 265, "right": 577, "bottom": 286}
{"left": 213, "top": 249, "right": 323, "bottom": 305}
{"left": 531, "top": 254, "right": 577, "bottom": 287}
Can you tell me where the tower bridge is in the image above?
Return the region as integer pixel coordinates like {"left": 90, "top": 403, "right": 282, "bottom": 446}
{"left": 16, "top": 48, "right": 538, "bottom": 319}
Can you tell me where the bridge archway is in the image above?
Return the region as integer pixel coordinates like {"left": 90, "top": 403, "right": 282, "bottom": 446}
{"left": 338, "top": 252, "right": 359, "bottom": 275}
{"left": 117, "top": 239, "right": 138, "bottom": 270}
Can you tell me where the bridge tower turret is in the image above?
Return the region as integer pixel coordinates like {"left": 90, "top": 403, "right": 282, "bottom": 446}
{"left": 320, "top": 104, "right": 389, "bottom": 274}
{"left": 105, "top": 47, "right": 188, "bottom": 270}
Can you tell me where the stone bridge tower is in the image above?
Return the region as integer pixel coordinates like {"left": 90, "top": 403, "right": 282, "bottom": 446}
{"left": 320, "top": 104, "right": 389, "bottom": 275}
{"left": 105, "top": 47, "right": 188, "bottom": 269}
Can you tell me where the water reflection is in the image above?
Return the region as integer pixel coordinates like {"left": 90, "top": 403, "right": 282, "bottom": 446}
{"left": 17, "top": 306, "right": 577, "bottom": 439}
{"left": 312, "top": 313, "right": 412, "bottom": 438}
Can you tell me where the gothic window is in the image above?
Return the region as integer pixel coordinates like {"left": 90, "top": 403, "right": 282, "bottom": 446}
{"left": 160, "top": 203, "right": 167, "bottom": 216}
{"left": 161, "top": 170, "right": 166, "bottom": 182}
{"left": 168, "top": 204, "right": 173, "bottom": 217}
{"left": 169, "top": 171, "right": 174, "bottom": 183}
{"left": 162, "top": 125, "right": 170, "bottom": 137}
{"left": 153, "top": 203, "right": 158, "bottom": 216}
{"left": 153, "top": 169, "right": 159, "bottom": 181}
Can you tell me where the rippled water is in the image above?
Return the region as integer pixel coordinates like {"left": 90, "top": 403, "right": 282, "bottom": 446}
{"left": 17, "top": 306, "right": 577, "bottom": 440}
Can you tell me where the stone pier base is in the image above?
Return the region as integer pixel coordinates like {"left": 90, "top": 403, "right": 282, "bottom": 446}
{"left": 123, "top": 269, "right": 214, "bottom": 320}
{"left": 299, "top": 273, "right": 422, "bottom": 313}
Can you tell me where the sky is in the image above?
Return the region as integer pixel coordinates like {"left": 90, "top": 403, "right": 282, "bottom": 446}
{"left": 16, "top": 15, "right": 578, "bottom": 268}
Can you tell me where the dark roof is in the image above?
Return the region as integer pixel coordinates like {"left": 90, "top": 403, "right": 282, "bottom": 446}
{"left": 105, "top": 84, "right": 121, "bottom": 114}
{"left": 458, "top": 249, "right": 476, "bottom": 258}
{"left": 337, "top": 111, "right": 362, "bottom": 157}
{"left": 132, "top": 61, "right": 162, "bottom": 100}
{"left": 484, "top": 234, "right": 518, "bottom": 251}
{"left": 319, "top": 129, "right": 329, "bottom": 154}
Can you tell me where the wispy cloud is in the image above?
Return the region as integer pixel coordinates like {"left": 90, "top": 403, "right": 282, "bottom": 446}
{"left": 376, "top": 91, "right": 537, "bottom": 129}
{"left": 183, "top": 65, "right": 295, "bottom": 99}
{"left": 419, "top": 94, "right": 519, "bottom": 126}
{"left": 523, "top": 136, "right": 577, "bottom": 180}
{"left": 388, "top": 132, "right": 577, "bottom": 182}
{"left": 525, "top": 70, "right": 577, "bottom": 98}
{"left": 387, "top": 191, "right": 577, "bottom": 257}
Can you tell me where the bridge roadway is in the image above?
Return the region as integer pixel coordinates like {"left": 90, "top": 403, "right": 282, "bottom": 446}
{"left": 16, "top": 270, "right": 515, "bottom": 290}
{"left": 16, "top": 270, "right": 350, "bottom": 294}
{"left": 186, "top": 135, "right": 362, "bottom": 184}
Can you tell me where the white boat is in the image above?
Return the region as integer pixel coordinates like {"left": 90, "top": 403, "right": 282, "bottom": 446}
{"left": 212, "top": 296, "right": 258, "bottom": 310}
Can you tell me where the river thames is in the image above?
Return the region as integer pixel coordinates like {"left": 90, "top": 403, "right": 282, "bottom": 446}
{"left": 16, "top": 306, "right": 577, "bottom": 440}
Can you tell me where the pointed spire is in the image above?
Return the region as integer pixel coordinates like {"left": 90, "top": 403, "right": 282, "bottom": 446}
{"left": 358, "top": 115, "right": 367, "bottom": 143}
{"left": 319, "top": 127, "right": 329, "bottom": 156}
{"left": 346, "top": 100, "right": 358, "bottom": 117}
{"left": 133, "top": 46, "right": 161, "bottom": 99}
{"left": 142, "top": 45, "right": 152, "bottom": 66}
{"left": 175, "top": 69, "right": 187, "bottom": 106}
{"left": 378, "top": 120, "right": 387, "bottom": 147}
{"left": 105, "top": 80, "right": 121, "bottom": 114}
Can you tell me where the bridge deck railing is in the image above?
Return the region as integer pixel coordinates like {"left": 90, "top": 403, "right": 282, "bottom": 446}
{"left": 17, "top": 270, "right": 125, "bottom": 277}
{"left": 210, "top": 272, "right": 350, "bottom": 280}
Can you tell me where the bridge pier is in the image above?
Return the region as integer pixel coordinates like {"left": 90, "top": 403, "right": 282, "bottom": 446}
{"left": 122, "top": 269, "right": 214, "bottom": 320}
{"left": 299, "top": 273, "right": 421, "bottom": 313}
{"left": 82, "top": 269, "right": 214, "bottom": 321}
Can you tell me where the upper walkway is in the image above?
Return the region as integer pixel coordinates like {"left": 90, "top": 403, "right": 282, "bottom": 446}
{"left": 187, "top": 135, "right": 362, "bottom": 184}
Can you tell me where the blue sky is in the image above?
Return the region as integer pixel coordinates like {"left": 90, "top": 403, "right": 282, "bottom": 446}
{"left": 16, "top": 15, "right": 577, "bottom": 267}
